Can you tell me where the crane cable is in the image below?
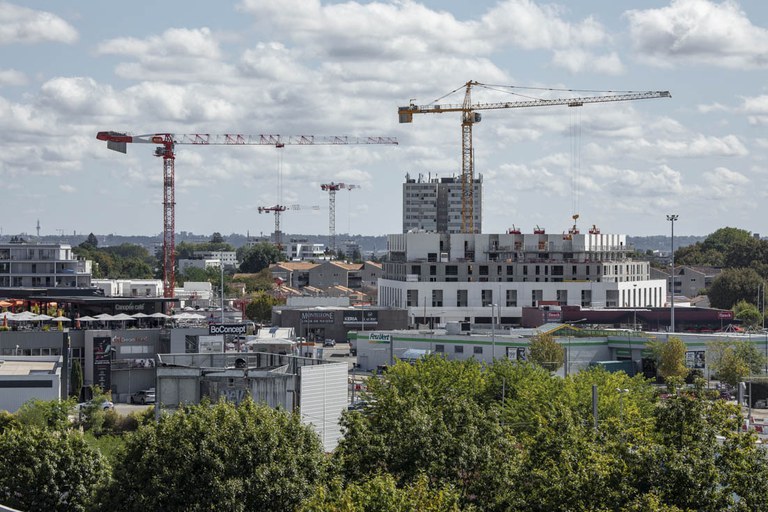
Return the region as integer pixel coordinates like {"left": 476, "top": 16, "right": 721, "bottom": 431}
{"left": 570, "top": 107, "right": 582, "bottom": 226}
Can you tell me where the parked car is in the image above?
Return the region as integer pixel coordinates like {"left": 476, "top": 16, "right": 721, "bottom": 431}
{"left": 323, "top": 338, "right": 336, "bottom": 347}
{"left": 75, "top": 399, "right": 114, "bottom": 412}
{"left": 130, "top": 388, "right": 156, "bottom": 405}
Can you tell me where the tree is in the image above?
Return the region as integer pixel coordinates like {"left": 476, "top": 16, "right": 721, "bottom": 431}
{"left": 101, "top": 398, "right": 325, "bottom": 512}
{"left": 0, "top": 427, "right": 108, "bottom": 512}
{"left": 647, "top": 337, "right": 688, "bottom": 381}
{"left": 210, "top": 232, "right": 225, "bottom": 244}
{"left": 245, "top": 293, "right": 284, "bottom": 323}
{"left": 80, "top": 232, "right": 99, "bottom": 250}
{"left": 708, "top": 268, "right": 764, "bottom": 309}
{"left": 232, "top": 268, "right": 276, "bottom": 293}
{"left": 302, "top": 474, "right": 465, "bottom": 512}
{"left": 70, "top": 359, "right": 83, "bottom": 399}
{"left": 239, "top": 242, "right": 284, "bottom": 273}
{"left": 528, "top": 333, "right": 565, "bottom": 372}
{"left": 15, "top": 398, "right": 75, "bottom": 431}
{"left": 733, "top": 299, "right": 762, "bottom": 328}
{"left": 708, "top": 340, "right": 766, "bottom": 386}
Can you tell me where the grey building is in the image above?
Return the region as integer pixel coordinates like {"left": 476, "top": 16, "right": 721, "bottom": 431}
{"left": 403, "top": 173, "right": 482, "bottom": 234}
{"left": 650, "top": 266, "right": 721, "bottom": 300}
{"left": 272, "top": 306, "right": 409, "bottom": 343}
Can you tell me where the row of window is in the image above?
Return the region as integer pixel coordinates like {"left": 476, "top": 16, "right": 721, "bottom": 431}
{"left": 434, "top": 344, "right": 484, "bottom": 355}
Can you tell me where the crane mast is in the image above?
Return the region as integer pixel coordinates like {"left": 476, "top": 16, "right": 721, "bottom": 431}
{"left": 96, "top": 131, "right": 396, "bottom": 299}
{"left": 399, "top": 81, "right": 670, "bottom": 233}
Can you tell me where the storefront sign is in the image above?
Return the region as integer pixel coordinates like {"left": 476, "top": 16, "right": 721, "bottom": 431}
{"left": 685, "top": 350, "right": 706, "bottom": 369}
{"left": 300, "top": 311, "right": 335, "bottom": 324}
{"left": 368, "top": 333, "right": 391, "bottom": 344}
{"left": 343, "top": 310, "right": 379, "bottom": 324}
{"left": 209, "top": 324, "right": 247, "bottom": 335}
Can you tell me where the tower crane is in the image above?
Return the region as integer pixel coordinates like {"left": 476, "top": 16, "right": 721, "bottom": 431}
{"left": 96, "top": 132, "right": 397, "bottom": 298}
{"left": 319, "top": 182, "right": 354, "bottom": 254}
{"left": 398, "top": 81, "right": 670, "bottom": 233}
{"left": 257, "top": 204, "right": 321, "bottom": 250}
{"left": 257, "top": 205, "right": 288, "bottom": 249}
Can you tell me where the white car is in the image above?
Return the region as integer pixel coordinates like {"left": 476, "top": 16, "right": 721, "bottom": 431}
{"left": 75, "top": 399, "right": 114, "bottom": 411}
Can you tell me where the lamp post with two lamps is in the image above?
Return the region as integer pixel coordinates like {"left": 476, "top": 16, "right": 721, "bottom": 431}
{"left": 666, "top": 214, "right": 678, "bottom": 333}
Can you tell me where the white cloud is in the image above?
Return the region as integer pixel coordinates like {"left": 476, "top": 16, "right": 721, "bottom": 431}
{"left": 0, "top": 68, "right": 25, "bottom": 86}
{"left": 626, "top": 0, "right": 768, "bottom": 68}
{"left": 59, "top": 184, "right": 76, "bottom": 193}
{"left": 703, "top": 166, "right": 749, "bottom": 199}
{"left": 0, "top": 2, "right": 77, "bottom": 45}
{"left": 238, "top": 0, "right": 618, "bottom": 74}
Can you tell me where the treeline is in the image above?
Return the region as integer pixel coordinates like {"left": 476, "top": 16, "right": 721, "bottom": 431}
{"left": 669, "top": 228, "right": 768, "bottom": 318}
{"left": 2, "top": 357, "right": 768, "bottom": 511}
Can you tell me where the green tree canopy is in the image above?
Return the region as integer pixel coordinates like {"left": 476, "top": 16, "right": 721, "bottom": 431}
{"left": 647, "top": 337, "right": 689, "bottom": 381}
{"left": 708, "top": 268, "right": 764, "bottom": 309}
{"left": 708, "top": 340, "right": 767, "bottom": 386}
{"left": 0, "top": 427, "right": 108, "bottom": 512}
{"left": 245, "top": 292, "right": 284, "bottom": 323}
{"left": 239, "top": 242, "right": 285, "bottom": 273}
{"left": 733, "top": 299, "right": 763, "bottom": 328}
{"left": 527, "top": 333, "right": 565, "bottom": 372}
{"left": 101, "top": 398, "right": 325, "bottom": 512}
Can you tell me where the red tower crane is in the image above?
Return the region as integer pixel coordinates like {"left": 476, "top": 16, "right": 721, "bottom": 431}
{"left": 96, "top": 132, "right": 397, "bottom": 298}
{"left": 399, "top": 81, "right": 670, "bottom": 233}
{"left": 320, "top": 182, "right": 354, "bottom": 254}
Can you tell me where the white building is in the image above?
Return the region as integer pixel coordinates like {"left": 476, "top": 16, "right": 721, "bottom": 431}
{"left": 174, "top": 281, "right": 214, "bottom": 308}
{"left": 0, "top": 356, "right": 63, "bottom": 413}
{"left": 192, "top": 251, "right": 238, "bottom": 269}
{"left": 92, "top": 279, "right": 163, "bottom": 297}
{"left": 178, "top": 258, "right": 225, "bottom": 272}
{"left": 378, "top": 230, "right": 666, "bottom": 327}
{"left": 0, "top": 241, "right": 91, "bottom": 289}
{"left": 402, "top": 173, "right": 482, "bottom": 234}
{"left": 285, "top": 240, "right": 327, "bottom": 261}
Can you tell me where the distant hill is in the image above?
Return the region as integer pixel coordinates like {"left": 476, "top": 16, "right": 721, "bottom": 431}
{"left": 628, "top": 235, "right": 706, "bottom": 253}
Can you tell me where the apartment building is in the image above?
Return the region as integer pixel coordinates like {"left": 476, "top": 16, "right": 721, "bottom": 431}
{"left": 378, "top": 230, "right": 666, "bottom": 327}
{"left": 0, "top": 241, "right": 91, "bottom": 289}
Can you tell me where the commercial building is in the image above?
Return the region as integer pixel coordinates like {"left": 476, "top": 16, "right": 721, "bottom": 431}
{"left": 155, "top": 352, "right": 347, "bottom": 451}
{"left": 0, "top": 355, "right": 63, "bottom": 413}
{"left": 403, "top": 173, "right": 482, "bottom": 234}
{"left": 272, "top": 305, "right": 409, "bottom": 343}
{"left": 378, "top": 230, "right": 667, "bottom": 327}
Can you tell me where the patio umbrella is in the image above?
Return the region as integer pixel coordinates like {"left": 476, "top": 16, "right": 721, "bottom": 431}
{"left": 149, "top": 312, "right": 171, "bottom": 319}
{"left": 77, "top": 316, "right": 97, "bottom": 322}
{"left": 95, "top": 313, "right": 115, "bottom": 320}
{"left": 131, "top": 312, "right": 149, "bottom": 318}
{"left": 50, "top": 316, "right": 72, "bottom": 322}
{"left": 172, "top": 312, "right": 206, "bottom": 320}
{"left": 10, "top": 311, "right": 38, "bottom": 321}
{"left": 111, "top": 313, "right": 136, "bottom": 321}
{"left": 35, "top": 314, "right": 54, "bottom": 321}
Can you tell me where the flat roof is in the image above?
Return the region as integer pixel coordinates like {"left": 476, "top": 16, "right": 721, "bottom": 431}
{"left": 0, "top": 358, "right": 58, "bottom": 376}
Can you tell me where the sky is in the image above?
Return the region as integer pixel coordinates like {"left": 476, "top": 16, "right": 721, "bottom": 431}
{"left": 1, "top": 0, "right": 767, "bottom": 239}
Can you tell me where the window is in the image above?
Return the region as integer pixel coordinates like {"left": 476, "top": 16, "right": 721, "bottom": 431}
{"left": 407, "top": 289, "right": 419, "bottom": 307}
{"left": 430, "top": 265, "right": 436, "bottom": 276}
{"left": 432, "top": 289, "right": 443, "bottom": 307}
{"left": 410, "top": 265, "right": 421, "bottom": 275}
{"left": 446, "top": 265, "right": 458, "bottom": 276}
{"left": 481, "top": 289, "right": 493, "bottom": 307}
{"left": 479, "top": 265, "right": 489, "bottom": 276}
{"left": 456, "top": 289, "right": 468, "bottom": 307}
{"left": 435, "top": 344, "right": 445, "bottom": 353}
{"left": 506, "top": 289, "right": 517, "bottom": 307}
{"left": 557, "top": 290, "right": 567, "bottom": 305}
{"left": 454, "top": 345, "right": 464, "bottom": 353}
{"left": 473, "top": 346, "right": 483, "bottom": 355}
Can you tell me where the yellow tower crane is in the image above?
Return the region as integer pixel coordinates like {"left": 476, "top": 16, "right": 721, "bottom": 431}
{"left": 398, "top": 81, "right": 671, "bottom": 233}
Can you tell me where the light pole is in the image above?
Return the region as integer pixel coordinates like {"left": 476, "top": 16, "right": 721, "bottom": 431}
{"left": 617, "top": 388, "right": 629, "bottom": 422}
{"left": 491, "top": 304, "right": 496, "bottom": 360}
{"left": 220, "top": 259, "right": 225, "bottom": 351}
{"left": 633, "top": 284, "right": 637, "bottom": 331}
{"left": 666, "top": 214, "right": 678, "bottom": 333}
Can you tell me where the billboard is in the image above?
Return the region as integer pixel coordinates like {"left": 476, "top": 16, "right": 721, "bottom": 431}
{"left": 93, "top": 336, "right": 112, "bottom": 391}
{"left": 208, "top": 323, "right": 247, "bottom": 336}
{"left": 368, "top": 333, "right": 391, "bottom": 344}
{"left": 685, "top": 350, "right": 706, "bottom": 369}
{"left": 300, "top": 311, "right": 335, "bottom": 324}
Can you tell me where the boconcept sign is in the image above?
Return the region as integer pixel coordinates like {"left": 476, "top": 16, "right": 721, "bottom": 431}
{"left": 208, "top": 323, "right": 247, "bottom": 335}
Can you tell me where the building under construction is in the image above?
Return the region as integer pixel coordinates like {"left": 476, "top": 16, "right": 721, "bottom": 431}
{"left": 403, "top": 173, "right": 482, "bottom": 234}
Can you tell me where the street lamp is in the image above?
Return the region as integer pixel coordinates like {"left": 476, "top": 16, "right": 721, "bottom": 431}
{"left": 666, "top": 214, "right": 678, "bottom": 333}
{"left": 617, "top": 388, "right": 629, "bottom": 421}
{"left": 633, "top": 284, "right": 637, "bottom": 331}
{"left": 491, "top": 304, "right": 497, "bottom": 360}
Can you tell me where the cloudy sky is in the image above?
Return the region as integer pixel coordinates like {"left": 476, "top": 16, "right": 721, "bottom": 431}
{"left": 1, "top": 0, "right": 767, "bottom": 239}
